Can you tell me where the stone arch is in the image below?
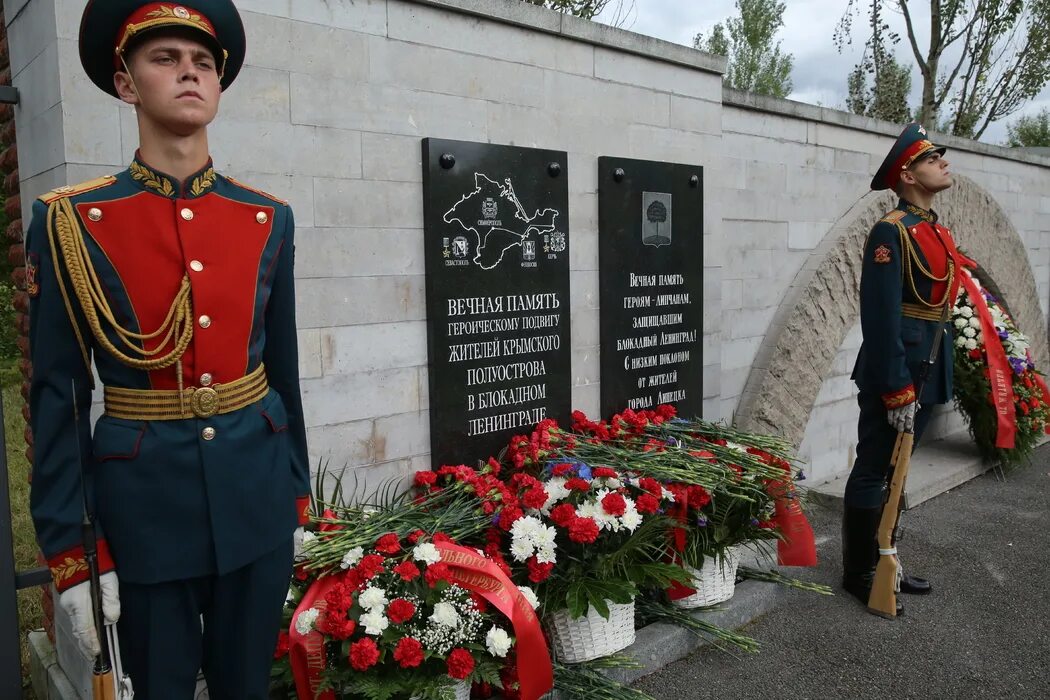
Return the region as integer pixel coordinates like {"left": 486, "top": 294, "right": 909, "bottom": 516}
{"left": 735, "top": 175, "right": 1048, "bottom": 447}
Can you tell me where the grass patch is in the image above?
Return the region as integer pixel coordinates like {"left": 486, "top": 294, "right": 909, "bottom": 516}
{"left": 4, "top": 368, "right": 43, "bottom": 693}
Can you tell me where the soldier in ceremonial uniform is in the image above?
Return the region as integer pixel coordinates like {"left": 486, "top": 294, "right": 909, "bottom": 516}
{"left": 844, "top": 123, "right": 972, "bottom": 614}
{"left": 26, "top": 2, "right": 310, "bottom": 696}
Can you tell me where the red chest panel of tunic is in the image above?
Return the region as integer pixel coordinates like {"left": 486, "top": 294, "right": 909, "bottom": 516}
{"left": 909, "top": 221, "right": 962, "bottom": 304}
{"left": 76, "top": 193, "right": 276, "bottom": 389}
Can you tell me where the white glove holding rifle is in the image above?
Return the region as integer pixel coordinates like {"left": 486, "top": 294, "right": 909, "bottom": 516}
{"left": 887, "top": 401, "right": 918, "bottom": 433}
{"left": 59, "top": 571, "right": 120, "bottom": 658}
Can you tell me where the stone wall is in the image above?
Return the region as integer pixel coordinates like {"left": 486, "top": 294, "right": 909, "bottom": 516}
{"left": 7, "top": 0, "right": 1050, "bottom": 498}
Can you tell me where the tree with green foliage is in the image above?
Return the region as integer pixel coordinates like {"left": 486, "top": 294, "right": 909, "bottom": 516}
{"left": 694, "top": 0, "right": 794, "bottom": 98}
{"left": 522, "top": 0, "right": 628, "bottom": 21}
{"left": 1006, "top": 108, "right": 1050, "bottom": 147}
{"left": 835, "top": 1, "right": 1050, "bottom": 139}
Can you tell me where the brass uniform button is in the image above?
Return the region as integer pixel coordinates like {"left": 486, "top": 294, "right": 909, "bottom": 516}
{"left": 201, "top": 427, "right": 216, "bottom": 441}
{"left": 256, "top": 211, "right": 268, "bottom": 224}
{"left": 87, "top": 207, "right": 102, "bottom": 222}
{"left": 181, "top": 208, "right": 194, "bottom": 221}
{"left": 198, "top": 315, "right": 211, "bottom": 329}
{"left": 200, "top": 373, "right": 213, "bottom": 387}
{"left": 189, "top": 260, "right": 204, "bottom": 272}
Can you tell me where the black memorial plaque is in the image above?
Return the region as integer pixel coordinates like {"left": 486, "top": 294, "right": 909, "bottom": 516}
{"left": 423, "top": 139, "right": 571, "bottom": 467}
{"left": 598, "top": 157, "right": 704, "bottom": 419}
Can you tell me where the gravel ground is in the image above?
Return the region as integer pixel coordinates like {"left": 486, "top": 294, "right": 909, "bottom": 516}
{"left": 633, "top": 443, "right": 1050, "bottom": 700}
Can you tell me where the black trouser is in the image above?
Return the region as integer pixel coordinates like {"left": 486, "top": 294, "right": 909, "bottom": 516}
{"left": 117, "top": 538, "right": 293, "bottom": 699}
{"left": 844, "top": 391, "right": 935, "bottom": 508}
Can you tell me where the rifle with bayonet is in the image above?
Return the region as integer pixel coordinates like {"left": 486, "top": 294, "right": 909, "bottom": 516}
{"left": 868, "top": 303, "right": 952, "bottom": 618}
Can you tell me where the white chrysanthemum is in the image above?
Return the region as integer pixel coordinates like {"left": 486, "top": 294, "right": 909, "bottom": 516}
{"left": 960, "top": 306, "right": 973, "bottom": 318}
{"left": 954, "top": 317, "right": 968, "bottom": 329}
{"left": 963, "top": 326, "right": 976, "bottom": 338}
{"left": 517, "top": 586, "right": 540, "bottom": 610}
{"left": 413, "top": 542, "right": 441, "bottom": 565}
{"left": 358, "top": 586, "right": 388, "bottom": 611}
{"left": 576, "top": 498, "right": 616, "bottom": 530}
{"left": 359, "top": 609, "right": 389, "bottom": 636}
{"left": 620, "top": 499, "right": 642, "bottom": 532}
{"left": 968, "top": 316, "right": 981, "bottom": 329}
{"left": 964, "top": 338, "right": 978, "bottom": 350}
{"left": 544, "top": 477, "right": 570, "bottom": 504}
{"left": 485, "top": 627, "right": 513, "bottom": 657}
{"left": 535, "top": 545, "right": 557, "bottom": 564}
{"left": 511, "top": 515, "right": 544, "bottom": 542}
{"left": 955, "top": 335, "right": 967, "bottom": 348}
{"left": 509, "top": 537, "right": 534, "bottom": 563}
{"left": 294, "top": 608, "right": 319, "bottom": 636}
{"left": 339, "top": 546, "right": 364, "bottom": 570}
{"left": 430, "top": 601, "right": 460, "bottom": 628}
{"left": 531, "top": 524, "right": 557, "bottom": 551}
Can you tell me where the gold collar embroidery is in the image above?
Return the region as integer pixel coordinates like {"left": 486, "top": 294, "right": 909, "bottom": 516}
{"left": 128, "top": 158, "right": 218, "bottom": 199}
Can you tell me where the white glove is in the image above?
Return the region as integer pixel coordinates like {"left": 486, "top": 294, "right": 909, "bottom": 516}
{"left": 59, "top": 571, "right": 120, "bottom": 658}
{"left": 887, "top": 402, "right": 917, "bottom": 433}
{"left": 293, "top": 526, "right": 305, "bottom": 560}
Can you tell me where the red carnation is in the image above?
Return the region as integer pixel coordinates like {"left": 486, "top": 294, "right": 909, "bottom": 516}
{"left": 393, "top": 561, "right": 421, "bottom": 582}
{"left": 552, "top": 463, "right": 574, "bottom": 477}
{"left": 498, "top": 505, "right": 524, "bottom": 531}
{"left": 565, "top": 477, "right": 590, "bottom": 492}
{"left": 387, "top": 598, "right": 416, "bottom": 624}
{"left": 638, "top": 477, "right": 662, "bottom": 498}
{"left": 592, "top": 466, "right": 618, "bottom": 479}
{"left": 374, "top": 533, "right": 401, "bottom": 554}
{"left": 601, "top": 492, "right": 627, "bottom": 516}
{"left": 425, "top": 562, "right": 452, "bottom": 588}
{"left": 433, "top": 532, "right": 453, "bottom": 544}
{"left": 522, "top": 486, "right": 549, "bottom": 510}
{"left": 568, "top": 517, "right": 599, "bottom": 543}
{"left": 414, "top": 471, "right": 438, "bottom": 488}
{"left": 687, "top": 485, "right": 712, "bottom": 509}
{"left": 636, "top": 493, "right": 660, "bottom": 514}
{"left": 549, "top": 503, "right": 577, "bottom": 527}
{"left": 447, "top": 648, "right": 475, "bottom": 680}
{"left": 273, "top": 631, "right": 290, "bottom": 659}
{"left": 349, "top": 638, "right": 380, "bottom": 671}
{"left": 357, "top": 554, "right": 385, "bottom": 580}
{"left": 316, "top": 612, "right": 356, "bottom": 640}
{"left": 394, "top": 637, "right": 425, "bottom": 668}
{"left": 527, "top": 557, "right": 555, "bottom": 583}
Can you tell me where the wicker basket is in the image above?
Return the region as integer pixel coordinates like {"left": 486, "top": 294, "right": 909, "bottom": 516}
{"left": 411, "top": 681, "right": 469, "bottom": 700}
{"left": 672, "top": 547, "right": 742, "bottom": 608}
{"left": 544, "top": 599, "right": 636, "bottom": 664}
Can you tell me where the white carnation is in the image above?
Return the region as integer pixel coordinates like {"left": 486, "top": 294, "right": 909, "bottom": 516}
{"left": 954, "top": 317, "right": 968, "bottom": 329}
{"left": 359, "top": 609, "right": 389, "bottom": 636}
{"left": 485, "top": 627, "right": 513, "bottom": 657}
{"left": 964, "top": 338, "right": 978, "bottom": 350}
{"left": 968, "top": 316, "right": 982, "bottom": 329}
{"left": 517, "top": 586, "right": 540, "bottom": 610}
{"left": 544, "top": 477, "right": 570, "bottom": 504}
{"left": 963, "top": 327, "right": 976, "bottom": 338}
{"left": 960, "top": 306, "right": 973, "bottom": 318}
{"left": 430, "top": 601, "right": 460, "bottom": 628}
{"left": 955, "top": 335, "right": 967, "bottom": 348}
{"left": 413, "top": 542, "right": 442, "bottom": 565}
{"left": 339, "top": 546, "right": 364, "bottom": 570}
{"left": 358, "top": 586, "right": 388, "bottom": 611}
{"left": 294, "top": 608, "right": 319, "bottom": 636}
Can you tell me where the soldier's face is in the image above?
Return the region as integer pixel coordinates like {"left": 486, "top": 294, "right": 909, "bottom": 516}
{"left": 907, "top": 152, "right": 952, "bottom": 192}
{"left": 115, "top": 34, "right": 222, "bottom": 136}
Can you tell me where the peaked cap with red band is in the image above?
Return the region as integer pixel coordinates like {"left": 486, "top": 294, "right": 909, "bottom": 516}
{"left": 871, "top": 122, "right": 947, "bottom": 191}
{"left": 79, "top": 1, "right": 245, "bottom": 98}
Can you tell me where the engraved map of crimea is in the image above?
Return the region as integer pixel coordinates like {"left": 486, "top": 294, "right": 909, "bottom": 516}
{"left": 443, "top": 173, "right": 560, "bottom": 270}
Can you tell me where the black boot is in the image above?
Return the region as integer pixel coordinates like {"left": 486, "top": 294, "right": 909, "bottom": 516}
{"left": 841, "top": 505, "right": 903, "bottom": 614}
{"left": 899, "top": 572, "right": 932, "bottom": 594}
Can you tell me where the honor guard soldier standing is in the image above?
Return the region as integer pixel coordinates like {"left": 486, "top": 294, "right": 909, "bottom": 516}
{"left": 844, "top": 123, "right": 973, "bottom": 614}
{"left": 26, "top": 2, "right": 311, "bottom": 696}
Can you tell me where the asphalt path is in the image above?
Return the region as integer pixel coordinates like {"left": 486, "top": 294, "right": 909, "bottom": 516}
{"left": 633, "top": 443, "right": 1050, "bottom": 699}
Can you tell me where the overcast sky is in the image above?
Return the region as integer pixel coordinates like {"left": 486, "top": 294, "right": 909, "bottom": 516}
{"left": 594, "top": 0, "right": 1050, "bottom": 145}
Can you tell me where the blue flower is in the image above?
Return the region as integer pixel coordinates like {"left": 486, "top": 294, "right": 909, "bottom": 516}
{"left": 695, "top": 516, "right": 707, "bottom": 527}
{"left": 795, "top": 470, "right": 807, "bottom": 481}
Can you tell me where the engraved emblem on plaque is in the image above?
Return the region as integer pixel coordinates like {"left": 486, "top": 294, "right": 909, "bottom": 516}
{"left": 642, "top": 192, "right": 672, "bottom": 248}
{"left": 522, "top": 239, "right": 536, "bottom": 261}
{"left": 481, "top": 197, "right": 498, "bottom": 219}
{"left": 452, "top": 236, "right": 470, "bottom": 259}
{"left": 549, "top": 231, "right": 567, "bottom": 253}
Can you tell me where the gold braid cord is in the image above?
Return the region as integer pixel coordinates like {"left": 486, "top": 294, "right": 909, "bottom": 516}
{"left": 47, "top": 198, "right": 195, "bottom": 396}
{"left": 896, "top": 222, "right": 954, "bottom": 309}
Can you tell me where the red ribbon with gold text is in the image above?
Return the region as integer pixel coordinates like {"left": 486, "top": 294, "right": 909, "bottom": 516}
{"left": 959, "top": 271, "right": 1017, "bottom": 449}
{"left": 288, "top": 573, "right": 339, "bottom": 700}
{"left": 434, "top": 542, "right": 553, "bottom": 700}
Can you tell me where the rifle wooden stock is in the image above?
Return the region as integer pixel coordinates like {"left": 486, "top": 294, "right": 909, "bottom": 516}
{"left": 868, "top": 431, "right": 912, "bottom": 619}
{"left": 92, "top": 669, "right": 117, "bottom": 700}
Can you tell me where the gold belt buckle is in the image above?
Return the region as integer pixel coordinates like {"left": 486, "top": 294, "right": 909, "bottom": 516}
{"left": 190, "top": 386, "right": 220, "bottom": 418}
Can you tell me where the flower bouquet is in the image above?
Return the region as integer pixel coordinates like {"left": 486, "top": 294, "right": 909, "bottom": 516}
{"left": 952, "top": 267, "right": 1050, "bottom": 468}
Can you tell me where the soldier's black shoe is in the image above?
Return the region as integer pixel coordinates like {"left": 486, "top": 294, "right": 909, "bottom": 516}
{"left": 899, "top": 572, "right": 932, "bottom": 594}
{"left": 842, "top": 504, "right": 903, "bottom": 615}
